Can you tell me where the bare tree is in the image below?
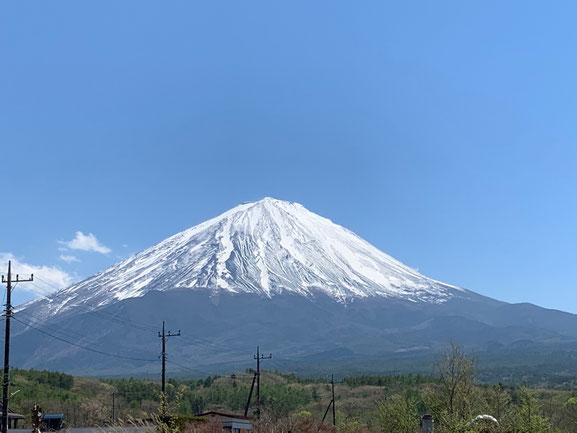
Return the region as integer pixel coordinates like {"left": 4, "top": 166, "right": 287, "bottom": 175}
{"left": 434, "top": 341, "right": 476, "bottom": 419}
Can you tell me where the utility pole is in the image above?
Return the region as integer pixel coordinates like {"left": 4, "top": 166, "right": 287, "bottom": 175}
{"left": 331, "top": 374, "right": 336, "bottom": 426}
{"left": 321, "top": 374, "right": 336, "bottom": 427}
{"left": 254, "top": 346, "right": 272, "bottom": 418}
{"left": 158, "top": 321, "right": 180, "bottom": 394}
{"left": 243, "top": 373, "right": 257, "bottom": 417}
{"left": 111, "top": 392, "right": 116, "bottom": 423}
{"left": 2, "top": 261, "right": 33, "bottom": 433}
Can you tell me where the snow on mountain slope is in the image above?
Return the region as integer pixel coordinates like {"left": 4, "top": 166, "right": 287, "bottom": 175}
{"left": 24, "top": 198, "right": 464, "bottom": 319}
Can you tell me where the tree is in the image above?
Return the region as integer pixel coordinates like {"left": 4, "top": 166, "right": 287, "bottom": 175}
{"left": 563, "top": 396, "right": 577, "bottom": 433}
{"left": 484, "top": 384, "right": 512, "bottom": 425}
{"left": 424, "top": 342, "right": 479, "bottom": 433}
{"left": 510, "top": 388, "right": 555, "bottom": 433}
{"left": 377, "top": 393, "right": 419, "bottom": 433}
{"left": 435, "top": 342, "right": 476, "bottom": 419}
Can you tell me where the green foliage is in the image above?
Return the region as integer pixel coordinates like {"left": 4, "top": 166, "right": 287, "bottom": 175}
{"left": 509, "top": 388, "right": 557, "bottom": 433}
{"left": 376, "top": 393, "right": 419, "bottom": 433}
{"left": 336, "top": 410, "right": 367, "bottom": 433}
{"left": 156, "top": 392, "right": 179, "bottom": 433}
{"left": 343, "top": 374, "right": 437, "bottom": 388}
{"left": 261, "top": 383, "right": 312, "bottom": 417}
{"left": 13, "top": 368, "right": 74, "bottom": 390}
{"left": 7, "top": 364, "right": 577, "bottom": 433}
{"left": 106, "top": 377, "right": 162, "bottom": 403}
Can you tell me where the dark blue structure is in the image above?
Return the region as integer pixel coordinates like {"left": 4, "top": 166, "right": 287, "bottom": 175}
{"left": 41, "top": 414, "right": 64, "bottom": 431}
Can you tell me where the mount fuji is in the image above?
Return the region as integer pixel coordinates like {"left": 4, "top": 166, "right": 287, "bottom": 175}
{"left": 13, "top": 198, "right": 577, "bottom": 377}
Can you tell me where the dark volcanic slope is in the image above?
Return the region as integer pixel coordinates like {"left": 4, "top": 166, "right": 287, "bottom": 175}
{"left": 13, "top": 289, "right": 577, "bottom": 376}
{"left": 13, "top": 198, "right": 577, "bottom": 376}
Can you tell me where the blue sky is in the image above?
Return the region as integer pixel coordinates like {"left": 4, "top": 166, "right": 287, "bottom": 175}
{"left": 2, "top": 1, "right": 576, "bottom": 311}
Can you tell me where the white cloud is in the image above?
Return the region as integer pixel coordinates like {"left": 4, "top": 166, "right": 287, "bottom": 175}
{"left": 61, "top": 231, "right": 111, "bottom": 254}
{"left": 0, "top": 253, "right": 74, "bottom": 296}
{"left": 59, "top": 254, "right": 80, "bottom": 263}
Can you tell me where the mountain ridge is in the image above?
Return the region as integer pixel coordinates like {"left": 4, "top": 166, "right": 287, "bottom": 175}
{"left": 24, "top": 197, "right": 465, "bottom": 322}
{"left": 15, "top": 198, "right": 577, "bottom": 377}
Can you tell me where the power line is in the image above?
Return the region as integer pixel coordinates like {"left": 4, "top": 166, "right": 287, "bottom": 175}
{"left": 177, "top": 334, "right": 252, "bottom": 357}
{"left": 16, "top": 309, "right": 107, "bottom": 345}
{"left": 31, "top": 278, "right": 158, "bottom": 332}
{"left": 12, "top": 316, "right": 158, "bottom": 363}
{"left": 22, "top": 277, "right": 271, "bottom": 372}
{"left": 15, "top": 310, "right": 252, "bottom": 379}
{"left": 164, "top": 360, "right": 212, "bottom": 377}
{"left": 33, "top": 278, "right": 251, "bottom": 354}
{"left": 29, "top": 278, "right": 253, "bottom": 357}
{"left": 29, "top": 278, "right": 157, "bottom": 333}
{"left": 24, "top": 281, "right": 155, "bottom": 332}
{"left": 15, "top": 309, "right": 159, "bottom": 361}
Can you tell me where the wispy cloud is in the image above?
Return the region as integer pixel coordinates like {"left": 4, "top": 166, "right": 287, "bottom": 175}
{"left": 0, "top": 253, "right": 74, "bottom": 296}
{"left": 59, "top": 254, "right": 80, "bottom": 263}
{"left": 60, "top": 231, "right": 111, "bottom": 254}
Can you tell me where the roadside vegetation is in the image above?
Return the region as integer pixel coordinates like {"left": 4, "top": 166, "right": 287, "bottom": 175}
{"left": 8, "top": 344, "right": 577, "bottom": 433}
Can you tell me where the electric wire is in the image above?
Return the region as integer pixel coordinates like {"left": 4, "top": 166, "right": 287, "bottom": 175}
{"left": 164, "top": 359, "right": 212, "bottom": 376}
{"left": 31, "top": 277, "right": 157, "bottom": 332}
{"left": 12, "top": 316, "right": 159, "bottom": 363}
{"left": 32, "top": 278, "right": 158, "bottom": 332}
{"left": 18, "top": 276, "right": 276, "bottom": 371}
{"left": 14, "top": 309, "right": 159, "bottom": 361}
{"left": 15, "top": 289, "right": 256, "bottom": 376}
{"left": 29, "top": 278, "right": 255, "bottom": 357}
{"left": 31, "top": 277, "right": 252, "bottom": 354}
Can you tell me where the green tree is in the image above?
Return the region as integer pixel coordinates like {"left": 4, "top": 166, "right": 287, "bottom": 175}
{"left": 511, "top": 388, "right": 555, "bottom": 433}
{"left": 424, "top": 343, "right": 479, "bottom": 433}
{"left": 435, "top": 342, "right": 476, "bottom": 419}
{"left": 377, "top": 393, "right": 419, "bottom": 433}
{"left": 563, "top": 396, "right": 577, "bottom": 433}
{"left": 484, "top": 384, "right": 513, "bottom": 425}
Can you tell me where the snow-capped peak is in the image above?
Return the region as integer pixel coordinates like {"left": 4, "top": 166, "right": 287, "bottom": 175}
{"left": 26, "top": 198, "right": 463, "bottom": 317}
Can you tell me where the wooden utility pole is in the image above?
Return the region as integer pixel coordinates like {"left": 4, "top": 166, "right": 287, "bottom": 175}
{"left": 321, "top": 374, "right": 336, "bottom": 427}
{"left": 244, "top": 373, "right": 257, "bottom": 416}
{"left": 244, "top": 346, "right": 272, "bottom": 418}
{"left": 2, "top": 261, "right": 33, "bottom": 433}
{"left": 158, "top": 321, "right": 180, "bottom": 394}
{"left": 331, "top": 374, "right": 336, "bottom": 426}
{"left": 111, "top": 392, "right": 116, "bottom": 423}
{"left": 254, "top": 346, "right": 272, "bottom": 418}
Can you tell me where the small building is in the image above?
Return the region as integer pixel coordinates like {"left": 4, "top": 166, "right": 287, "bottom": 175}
{"left": 199, "top": 411, "right": 253, "bottom": 433}
{"left": 0, "top": 403, "right": 25, "bottom": 429}
{"left": 41, "top": 414, "right": 65, "bottom": 431}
